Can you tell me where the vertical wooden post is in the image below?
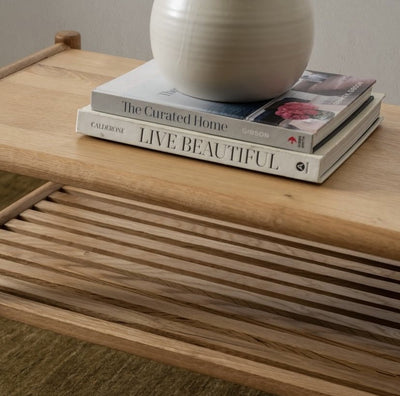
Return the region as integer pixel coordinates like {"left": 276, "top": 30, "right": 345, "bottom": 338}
{"left": 55, "top": 31, "right": 81, "bottom": 49}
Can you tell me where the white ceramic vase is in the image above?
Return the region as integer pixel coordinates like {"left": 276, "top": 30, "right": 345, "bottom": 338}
{"left": 150, "top": 0, "right": 314, "bottom": 102}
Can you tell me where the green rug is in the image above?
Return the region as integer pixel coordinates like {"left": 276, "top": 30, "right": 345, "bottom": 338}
{"left": 0, "top": 171, "right": 272, "bottom": 396}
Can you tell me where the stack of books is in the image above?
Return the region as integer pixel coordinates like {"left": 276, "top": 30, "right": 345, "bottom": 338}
{"left": 76, "top": 60, "right": 384, "bottom": 183}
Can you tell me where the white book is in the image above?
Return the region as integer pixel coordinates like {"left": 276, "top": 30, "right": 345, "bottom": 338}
{"left": 77, "top": 94, "right": 384, "bottom": 183}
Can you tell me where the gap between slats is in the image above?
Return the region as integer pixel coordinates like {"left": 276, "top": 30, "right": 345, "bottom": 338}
{"left": 8, "top": 208, "right": 400, "bottom": 322}
{"left": 4, "top": 217, "right": 400, "bottom": 338}
{"left": 2, "top": 221, "right": 400, "bottom": 353}
{"left": 1, "top": 232, "right": 399, "bottom": 367}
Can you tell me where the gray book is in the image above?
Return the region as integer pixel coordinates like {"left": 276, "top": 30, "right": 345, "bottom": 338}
{"left": 91, "top": 60, "right": 375, "bottom": 153}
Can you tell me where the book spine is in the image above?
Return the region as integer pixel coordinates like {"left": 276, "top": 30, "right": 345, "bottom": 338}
{"left": 91, "top": 91, "right": 315, "bottom": 154}
{"left": 77, "top": 108, "right": 323, "bottom": 182}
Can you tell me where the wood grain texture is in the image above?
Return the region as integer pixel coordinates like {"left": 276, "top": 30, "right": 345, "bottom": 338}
{"left": 0, "top": 186, "right": 399, "bottom": 395}
{"left": 0, "top": 48, "right": 400, "bottom": 260}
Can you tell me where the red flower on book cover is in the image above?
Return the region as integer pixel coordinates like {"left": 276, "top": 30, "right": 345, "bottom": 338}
{"left": 275, "top": 102, "right": 319, "bottom": 120}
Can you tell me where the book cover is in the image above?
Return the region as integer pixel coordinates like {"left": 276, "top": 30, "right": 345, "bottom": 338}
{"left": 78, "top": 94, "right": 384, "bottom": 183}
{"left": 91, "top": 60, "right": 376, "bottom": 153}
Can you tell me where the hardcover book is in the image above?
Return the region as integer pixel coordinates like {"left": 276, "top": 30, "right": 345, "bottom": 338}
{"left": 91, "top": 60, "right": 376, "bottom": 153}
{"left": 78, "top": 94, "right": 384, "bottom": 183}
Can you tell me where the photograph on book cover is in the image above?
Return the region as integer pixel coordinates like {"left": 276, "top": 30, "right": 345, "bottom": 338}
{"left": 236, "top": 70, "right": 376, "bottom": 133}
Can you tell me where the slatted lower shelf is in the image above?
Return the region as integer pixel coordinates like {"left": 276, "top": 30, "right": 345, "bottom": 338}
{"left": 0, "top": 185, "right": 399, "bottom": 396}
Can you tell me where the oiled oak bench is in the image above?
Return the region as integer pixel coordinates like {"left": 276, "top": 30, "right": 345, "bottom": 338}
{"left": 0, "top": 32, "right": 399, "bottom": 396}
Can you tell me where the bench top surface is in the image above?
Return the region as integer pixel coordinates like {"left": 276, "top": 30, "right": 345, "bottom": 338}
{"left": 1, "top": 47, "right": 400, "bottom": 259}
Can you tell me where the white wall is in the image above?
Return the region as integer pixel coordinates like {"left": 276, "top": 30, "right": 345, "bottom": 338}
{"left": 310, "top": 0, "right": 400, "bottom": 105}
{"left": 1, "top": 0, "right": 399, "bottom": 104}
{"left": 0, "top": 0, "right": 153, "bottom": 64}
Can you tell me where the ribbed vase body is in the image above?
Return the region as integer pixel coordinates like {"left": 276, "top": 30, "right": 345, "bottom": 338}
{"left": 150, "top": 0, "right": 314, "bottom": 102}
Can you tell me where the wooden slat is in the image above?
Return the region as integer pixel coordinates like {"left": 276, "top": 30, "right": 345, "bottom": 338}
{"left": 0, "top": 186, "right": 399, "bottom": 395}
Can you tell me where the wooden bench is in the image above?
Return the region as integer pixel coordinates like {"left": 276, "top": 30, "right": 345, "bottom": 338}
{"left": 0, "top": 32, "right": 399, "bottom": 396}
